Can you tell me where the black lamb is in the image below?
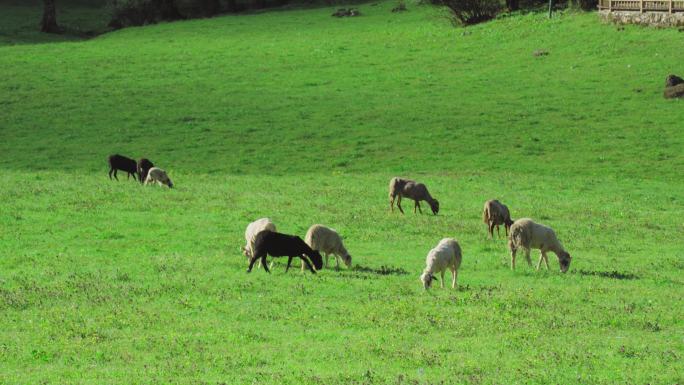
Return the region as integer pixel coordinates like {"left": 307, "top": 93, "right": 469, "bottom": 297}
{"left": 108, "top": 154, "right": 138, "bottom": 181}
{"left": 248, "top": 230, "right": 323, "bottom": 274}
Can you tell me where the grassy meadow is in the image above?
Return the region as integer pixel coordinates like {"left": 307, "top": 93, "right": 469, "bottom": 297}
{"left": 0, "top": 1, "right": 683, "bottom": 383}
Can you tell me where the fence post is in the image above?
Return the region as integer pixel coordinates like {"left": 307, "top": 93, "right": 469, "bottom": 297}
{"left": 669, "top": 0, "right": 673, "bottom": 13}
{"left": 640, "top": 0, "right": 643, "bottom": 12}
{"left": 609, "top": 0, "right": 612, "bottom": 11}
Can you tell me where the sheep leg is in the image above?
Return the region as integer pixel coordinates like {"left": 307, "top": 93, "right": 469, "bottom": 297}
{"left": 510, "top": 247, "right": 517, "bottom": 270}
{"left": 300, "top": 256, "right": 316, "bottom": 274}
{"left": 524, "top": 249, "right": 532, "bottom": 267}
{"left": 496, "top": 225, "right": 501, "bottom": 238}
{"left": 335, "top": 254, "right": 340, "bottom": 270}
{"left": 247, "top": 255, "right": 261, "bottom": 272}
{"left": 113, "top": 169, "right": 119, "bottom": 180}
{"left": 440, "top": 271, "right": 445, "bottom": 288}
{"left": 417, "top": 201, "right": 423, "bottom": 214}
{"left": 285, "top": 256, "right": 294, "bottom": 272}
{"left": 261, "top": 256, "right": 270, "bottom": 272}
{"left": 301, "top": 258, "right": 305, "bottom": 273}
{"left": 543, "top": 252, "right": 550, "bottom": 270}
{"left": 488, "top": 222, "right": 495, "bottom": 238}
{"left": 396, "top": 196, "right": 404, "bottom": 214}
{"left": 325, "top": 253, "right": 330, "bottom": 269}
{"left": 451, "top": 268, "right": 458, "bottom": 289}
{"left": 108, "top": 168, "right": 114, "bottom": 180}
{"left": 536, "top": 253, "right": 544, "bottom": 271}
{"left": 390, "top": 195, "right": 395, "bottom": 212}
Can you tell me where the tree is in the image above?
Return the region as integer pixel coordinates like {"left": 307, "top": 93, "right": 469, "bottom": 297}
{"left": 40, "top": 0, "right": 60, "bottom": 33}
{"left": 506, "top": 0, "right": 519, "bottom": 10}
{"left": 152, "top": 0, "right": 184, "bottom": 20}
{"left": 200, "top": 0, "right": 222, "bottom": 16}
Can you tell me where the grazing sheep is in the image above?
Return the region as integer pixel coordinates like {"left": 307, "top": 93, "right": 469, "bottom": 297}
{"left": 482, "top": 199, "right": 514, "bottom": 238}
{"left": 108, "top": 154, "right": 138, "bottom": 181}
{"left": 508, "top": 218, "right": 572, "bottom": 273}
{"left": 420, "top": 238, "right": 462, "bottom": 290}
{"left": 247, "top": 230, "right": 323, "bottom": 274}
{"left": 242, "top": 218, "right": 276, "bottom": 269}
{"left": 144, "top": 167, "right": 173, "bottom": 188}
{"left": 305, "top": 224, "right": 352, "bottom": 270}
{"left": 389, "top": 177, "right": 439, "bottom": 215}
{"left": 137, "top": 158, "right": 154, "bottom": 184}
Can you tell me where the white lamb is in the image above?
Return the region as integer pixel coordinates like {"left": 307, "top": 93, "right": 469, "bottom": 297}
{"left": 242, "top": 218, "right": 276, "bottom": 269}
{"left": 508, "top": 218, "right": 572, "bottom": 273}
{"left": 419, "top": 238, "right": 462, "bottom": 290}
{"left": 304, "top": 224, "right": 352, "bottom": 270}
{"left": 144, "top": 167, "right": 173, "bottom": 188}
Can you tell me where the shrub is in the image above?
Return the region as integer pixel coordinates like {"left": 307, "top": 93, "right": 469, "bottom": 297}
{"left": 108, "top": 0, "right": 187, "bottom": 28}
{"left": 571, "top": 0, "right": 598, "bottom": 10}
{"left": 435, "top": 0, "right": 504, "bottom": 25}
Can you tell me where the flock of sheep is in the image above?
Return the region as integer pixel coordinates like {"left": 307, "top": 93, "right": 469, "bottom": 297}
{"left": 107, "top": 156, "right": 571, "bottom": 288}
{"left": 107, "top": 154, "right": 173, "bottom": 187}
{"left": 240, "top": 177, "right": 572, "bottom": 290}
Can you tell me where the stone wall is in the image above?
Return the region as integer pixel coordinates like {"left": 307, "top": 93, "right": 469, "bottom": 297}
{"left": 599, "top": 10, "right": 684, "bottom": 27}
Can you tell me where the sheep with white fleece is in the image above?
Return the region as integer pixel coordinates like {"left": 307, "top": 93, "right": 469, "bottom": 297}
{"left": 420, "top": 238, "right": 462, "bottom": 290}
{"left": 304, "top": 224, "right": 352, "bottom": 270}
{"left": 508, "top": 218, "right": 572, "bottom": 273}
{"left": 242, "top": 218, "right": 276, "bottom": 269}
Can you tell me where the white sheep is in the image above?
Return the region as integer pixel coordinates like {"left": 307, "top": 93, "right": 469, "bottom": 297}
{"left": 304, "top": 224, "right": 352, "bottom": 270}
{"left": 419, "top": 238, "right": 462, "bottom": 290}
{"left": 508, "top": 218, "right": 572, "bottom": 273}
{"left": 482, "top": 199, "right": 513, "bottom": 238}
{"left": 242, "top": 218, "right": 276, "bottom": 269}
{"left": 144, "top": 167, "right": 173, "bottom": 188}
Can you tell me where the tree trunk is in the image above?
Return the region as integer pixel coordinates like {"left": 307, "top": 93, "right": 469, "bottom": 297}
{"left": 40, "top": 0, "right": 60, "bottom": 33}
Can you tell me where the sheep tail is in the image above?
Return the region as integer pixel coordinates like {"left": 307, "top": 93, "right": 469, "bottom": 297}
{"left": 482, "top": 205, "right": 490, "bottom": 224}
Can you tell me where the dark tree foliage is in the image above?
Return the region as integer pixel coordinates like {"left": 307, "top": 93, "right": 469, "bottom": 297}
{"left": 506, "top": 0, "right": 519, "bottom": 10}
{"left": 41, "top": 0, "right": 61, "bottom": 33}
{"left": 433, "top": 0, "right": 503, "bottom": 25}
{"left": 200, "top": 0, "right": 222, "bottom": 16}
{"left": 572, "top": 0, "right": 597, "bottom": 10}
{"left": 152, "top": 0, "right": 184, "bottom": 20}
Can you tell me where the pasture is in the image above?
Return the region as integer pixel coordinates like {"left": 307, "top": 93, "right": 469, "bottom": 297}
{"left": 0, "top": 1, "right": 683, "bottom": 383}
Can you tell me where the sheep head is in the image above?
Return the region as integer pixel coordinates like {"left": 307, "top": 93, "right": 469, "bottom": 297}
{"left": 429, "top": 200, "right": 440, "bottom": 215}
{"left": 308, "top": 250, "right": 324, "bottom": 270}
{"left": 342, "top": 254, "right": 352, "bottom": 268}
{"left": 420, "top": 271, "right": 438, "bottom": 289}
{"left": 559, "top": 252, "right": 572, "bottom": 273}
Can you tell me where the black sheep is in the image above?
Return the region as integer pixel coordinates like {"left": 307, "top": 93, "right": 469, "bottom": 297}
{"left": 108, "top": 154, "right": 138, "bottom": 181}
{"left": 248, "top": 230, "right": 323, "bottom": 274}
{"left": 137, "top": 158, "right": 154, "bottom": 184}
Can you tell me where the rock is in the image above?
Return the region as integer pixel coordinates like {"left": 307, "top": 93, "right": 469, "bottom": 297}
{"left": 533, "top": 49, "right": 549, "bottom": 57}
{"left": 664, "top": 83, "right": 684, "bottom": 99}
{"left": 665, "top": 74, "right": 684, "bottom": 87}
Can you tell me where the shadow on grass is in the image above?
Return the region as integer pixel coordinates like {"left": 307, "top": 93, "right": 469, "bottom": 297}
{"left": 575, "top": 269, "right": 639, "bottom": 280}
{"left": 350, "top": 264, "right": 410, "bottom": 276}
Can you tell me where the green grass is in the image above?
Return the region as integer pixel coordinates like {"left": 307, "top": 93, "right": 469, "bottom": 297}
{"left": 1, "top": 1, "right": 683, "bottom": 384}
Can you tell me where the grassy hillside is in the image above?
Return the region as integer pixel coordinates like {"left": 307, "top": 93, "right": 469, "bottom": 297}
{"left": 0, "top": 1, "right": 683, "bottom": 384}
